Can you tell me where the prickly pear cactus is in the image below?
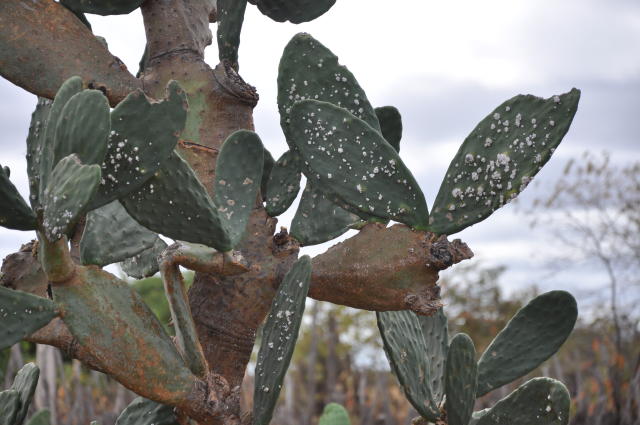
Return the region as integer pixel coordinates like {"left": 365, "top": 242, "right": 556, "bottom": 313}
{"left": 0, "top": 165, "right": 36, "bottom": 230}
{"left": 0, "top": 286, "right": 58, "bottom": 350}
{"left": 264, "top": 150, "right": 301, "bottom": 217}
{"left": 252, "top": 0, "right": 336, "bottom": 24}
{"left": 445, "top": 334, "right": 477, "bottom": 425}
{"left": 0, "top": 389, "right": 20, "bottom": 425}
{"left": 375, "top": 106, "right": 403, "bottom": 153}
{"left": 11, "top": 363, "right": 40, "bottom": 425}
{"left": 318, "top": 403, "right": 351, "bottom": 425}
{"left": 25, "top": 410, "right": 51, "bottom": 425}
{"left": 120, "top": 238, "right": 168, "bottom": 279}
{"left": 420, "top": 309, "right": 449, "bottom": 404}
{"left": 115, "top": 397, "right": 178, "bottom": 425}
{"left": 217, "top": 0, "right": 248, "bottom": 69}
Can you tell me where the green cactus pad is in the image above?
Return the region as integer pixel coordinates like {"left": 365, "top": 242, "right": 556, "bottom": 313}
{"left": 25, "top": 410, "right": 51, "bottom": 425}
{"left": 0, "top": 165, "right": 37, "bottom": 230}
{"left": 264, "top": 150, "right": 301, "bottom": 217}
{"left": 445, "top": 334, "right": 477, "bottom": 425}
{"left": 0, "top": 286, "right": 58, "bottom": 351}
{"left": 376, "top": 310, "right": 440, "bottom": 421}
{"left": 121, "top": 152, "right": 232, "bottom": 252}
{"left": 0, "top": 390, "right": 20, "bottom": 425}
{"left": 217, "top": 0, "right": 247, "bottom": 69}
{"left": 429, "top": 89, "right": 581, "bottom": 235}
{"left": 121, "top": 238, "right": 167, "bottom": 279}
{"left": 260, "top": 148, "right": 275, "bottom": 202}
{"left": 42, "top": 155, "right": 101, "bottom": 241}
{"left": 80, "top": 200, "right": 159, "bottom": 267}
{"left": 477, "top": 290, "right": 577, "bottom": 397}
{"left": 254, "top": 0, "right": 335, "bottom": 24}
{"left": 278, "top": 33, "right": 380, "bottom": 146}
{"left": 115, "top": 397, "right": 178, "bottom": 425}
{"left": 318, "top": 403, "right": 351, "bottom": 425}
{"left": 290, "top": 100, "right": 429, "bottom": 228}
{"left": 291, "top": 181, "right": 361, "bottom": 246}
{"left": 475, "top": 378, "right": 570, "bottom": 425}
{"left": 26, "top": 98, "right": 53, "bottom": 209}
{"left": 253, "top": 256, "right": 312, "bottom": 425}
{"left": 53, "top": 89, "right": 110, "bottom": 168}
{"left": 214, "top": 130, "right": 264, "bottom": 248}
{"left": 12, "top": 363, "right": 40, "bottom": 425}
{"left": 420, "top": 308, "right": 449, "bottom": 404}
{"left": 375, "top": 106, "right": 402, "bottom": 153}
{"left": 59, "top": 0, "right": 144, "bottom": 16}
{"left": 90, "top": 81, "right": 188, "bottom": 209}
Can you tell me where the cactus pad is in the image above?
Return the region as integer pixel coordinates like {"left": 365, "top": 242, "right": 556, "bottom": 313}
{"left": 477, "top": 291, "right": 577, "bottom": 397}
{"left": 217, "top": 0, "right": 247, "bottom": 69}
{"left": 445, "top": 333, "right": 477, "bottom": 425}
{"left": 26, "top": 98, "right": 52, "bottom": 209}
{"left": 290, "top": 100, "right": 429, "bottom": 228}
{"left": 59, "top": 0, "right": 144, "bottom": 15}
{"left": 12, "top": 363, "right": 40, "bottom": 425}
{"left": 121, "top": 238, "right": 167, "bottom": 279}
{"left": 214, "top": 130, "right": 264, "bottom": 248}
{"left": 80, "top": 200, "right": 159, "bottom": 267}
{"left": 90, "top": 81, "right": 188, "bottom": 209}
{"left": 0, "top": 165, "right": 37, "bottom": 230}
{"left": 429, "top": 89, "right": 581, "bottom": 235}
{"left": 375, "top": 106, "right": 402, "bottom": 152}
{"left": 121, "top": 152, "right": 232, "bottom": 252}
{"left": 42, "top": 155, "right": 101, "bottom": 241}
{"left": 376, "top": 310, "right": 440, "bottom": 421}
{"left": 264, "top": 150, "right": 301, "bottom": 217}
{"left": 0, "top": 390, "right": 20, "bottom": 425}
{"left": 0, "top": 287, "right": 58, "bottom": 351}
{"left": 25, "top": 410, "right": 50, "bottom": 425}
{"left": 260, "top": 148, "right": 275, "bottom": 202}
{"left": 115, "top": 397, "right": 178, "bottom": 425}
{"left": 475, "top": 378, "right": 570, "bottom": 425}
{"left": 253, "top": 256, "right": 312, "bottom": 425}
{"left": 420, "top": 308, "right": 449, "bottom": 403}
{"left": 291, "top": 182, "right": 361, "bottom": 246}
{"left": 254, "top": 0, "right": 335, "bottom": 23}
{"left": 318, "top": 403, "right": 351, "bottom": 425}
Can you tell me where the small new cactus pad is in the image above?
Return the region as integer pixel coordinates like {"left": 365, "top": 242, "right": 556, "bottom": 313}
{"left": 25, "top": 410, "right": 50, "bottom": 425}
{"left": 12, "top": 363, "right": 40, "bottom": 425}
{"left": 375, "top": 106, "right": 402, "bottom": 153}
{"left": 253, "top": 256, "right": 312, "bottom": 425}
{"left": 376, "top": 310, "right": 440, "bottom": 421}
{"left": 59, "top": 0, "right": 144, "bottom": 15}
{"left": 53, "top": 89, "right": 110, "bottom": 168}
{"left": 291, "top": 181, "right": 361, "bottom": 246}
{"left": 318, "top": 403, "right": 351, "bottom": 425}
{"left": 53, "top": 266, "right": 196, "bottom": 403}
{"left": 217, "top": 0, "right": 247, "bottom": 69}
{"left": 290, "top": 100, "right": 429, "bottom": 228}
{"left": 278, "top": 33, "right": 380, "bottom": 147}
{"left": 474, "top": 378, "right": 570, "bottom": 425}
{"left": 42, "top": 155, "right": 101, "bottom": 241}
{"left": 26, "top": 97, "right": 52, "bottom": 209}
{"left": 476, "top": 290, "right": 577, "bottom": 397}
{"left": 445, "top": 333, "right": 478, "bottom": 425}
{"left": 261, "top": 147, "right": 275, "bottom": 202}
{"left": 115, "top": 397, "right": 178, "bottom": 425}
{"left": 0, "top": 390, "right": 20, "bottom": 425}
{"left": 264, "top": 150, "right": 301, "bottom": 217}
{"left": 253, "top": 0, "right": 336, "bottom": 24}
{"left": 419, "top": 308, "right": 449, "bottom": 403}
{"left": 0, "top": 287, "right": 58, "bottom": 351}
{"left": 80, "top": 200, "right": 159, "bottom": 267}
{"left": 0, "top": 165, "right": 37, "bottom": 230}
{"left": 121, "top": 152, "right": 232, "bottom": 252}
{"left": 429, "top": 89, "right": 581, "bottom": 235}
{"left": 90, "top": 81, "right": 188, "bottom": 209}
{"left": 120, "top": 238, "right": 167, "bottom": 279}
{"left": 214, "top": 130, "right": 264, "bottom": 248}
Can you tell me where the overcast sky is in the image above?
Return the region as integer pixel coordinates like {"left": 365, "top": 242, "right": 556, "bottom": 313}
{"left": 1, "top": 0, "right": 639, "bottom": 312}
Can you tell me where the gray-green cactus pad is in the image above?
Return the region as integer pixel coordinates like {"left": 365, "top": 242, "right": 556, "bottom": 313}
{"left": 59, "top": 0, "right": 144, "bottom": 15}
{"left": 278, "top": 33, "right": 380, "bottom": 146}
{"left": 0, "top": 390, "right": 20, "bottom": 425}
{"left": 253, "top": 0, "right": 335, "bottom": 24}
{"left": 477, "top": 290, "right": 577, "bottom": 397}
{"left": 121, "top": 152, "right": 232, "bottom": 252}
{"left": 90, "top": 81, "right": 188, "bottom": 209}
{"left": 26, "top": 98, "right": 53, "bottom": 209}
{"left": 217, "top": 0, "right": 247, "bottom": 68}
{"left": 290, "top": 100, "right": 429, "bottom": 228}
{"left": 80, "top": 200, "right": 159, "bottom": 267}
{"left": 12, "top": 363, "right": 40, "bottom": 425}
{"left": 318, "top": 403, "right": 351, "bottom": 425}
{"left": 445, "top": 334, "right": 477, "bottom": 425}
{"left": 260, "top": 148, "right": 275, "bottom": 202}
{"left": 253, "top": 256, "right": 312, "bottom": 425}
{"left": 0, "top": 165, "right": 36, "bottom": 230}
{"left": 291, "top": 181, "right": 361, "bottom": 246}
{"left": 420, "top": 308, "right": 449, "bottom": 403}
{"left": 376, "top": 310, "right": 440, "bottom": 421}
{"left": 42, "top": 155, "right": 101, "bottom": 241}
{"left": 214, "top": 130, "right": 264, "bottom": 248}
{"left": 0, "top": 287, "right": 58, "bottom": 350}
{"left": 375, "top": 106, "right": 402, "bottom": 152}
{"left": 120, "top": 238, "right": 167, "bottom": 279}
{"left": 53, "top": 89, "right": 110, "bottom": 168}
{"left": 429, "top": 89, "right": 581, "bottom": 235}
{"left": 25, "top": 409, "right": 50, "bottom": 425}
{"left": 264, "top": 150, "right": 301, "bottom": 217}
{"left": 475, "top": 378, "right": 570, "bottom": 425}
{"left": 115, "top": 397, "right": 178, "bottom": 425}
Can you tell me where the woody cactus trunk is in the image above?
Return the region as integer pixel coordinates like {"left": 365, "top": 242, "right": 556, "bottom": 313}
{"left": 0, "top": 1, "right": 581, "bottom": 425}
